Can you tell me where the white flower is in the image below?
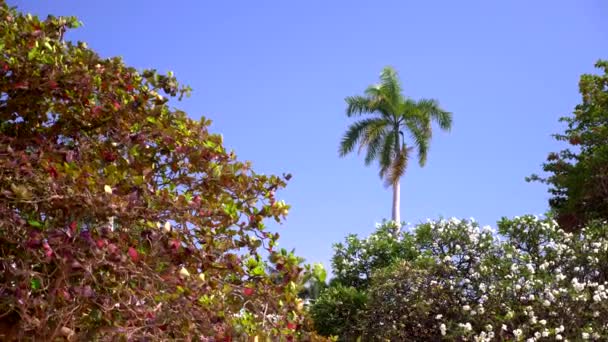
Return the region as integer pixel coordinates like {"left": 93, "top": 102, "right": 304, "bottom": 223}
{"left": 104, "top": 184, "right": 113, "bottom": 194}
{"left": 582, "top": 332, "right": 590, "bottom": 340}
{"left": 440, "top": 323, "right": 446, "bottom": 336}
{"left": 539, "top": 319, "right": 546, "bottom": 325}
{"left": 513, "top": 329, "right": 522, "bottom": 337}
{"left": 443, "top": 255, "right": 452, "bottom": 262}
{"left": 526, "top": 263, "right": 535, "bottom": 274}
{"left": 179, "top": 267, "right": 190, "bottom": 277}
{"left": 543, "top": 300, "right": 551, "bottom": 307}
{"left": 435, "top": 314, "right": 443, "bottom": 320}
{"left": 462, "top": 305, "right": 471, "bottom": 311}
{"left": 556, "top": 334, "right": 563, "bottom": 340}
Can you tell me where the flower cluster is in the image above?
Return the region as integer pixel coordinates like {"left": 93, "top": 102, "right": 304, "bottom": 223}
{"left": 360, "top": 216, "right": 608, "bottom": 340}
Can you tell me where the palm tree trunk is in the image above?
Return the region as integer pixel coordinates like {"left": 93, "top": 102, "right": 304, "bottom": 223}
{"left": 392, "top": 180, "right": 400, "bottom": 232}
{"left": 392, "top": 129, "right": 401, "bottom": 235}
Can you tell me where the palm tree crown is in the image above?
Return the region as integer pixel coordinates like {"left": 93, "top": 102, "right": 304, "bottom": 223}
{"left": 339, "top": 66, "right": 452, "bottom": 226}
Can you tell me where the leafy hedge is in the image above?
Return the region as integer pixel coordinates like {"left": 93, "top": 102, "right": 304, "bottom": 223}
{"left": 314, "top": 217, "right": 608, "bottom": 341}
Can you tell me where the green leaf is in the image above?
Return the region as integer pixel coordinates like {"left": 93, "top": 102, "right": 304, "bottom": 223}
{"left": 30, "top": 278, "right": 41, "bottom": 290}
{"left": 28, "top": 219, "right": 43, "bottom": 229}
{"left": 27, "top": 47, "right": 38, "bottom": 60}
{"left": 251, "top": 265, "right": 265, "bottom": 276}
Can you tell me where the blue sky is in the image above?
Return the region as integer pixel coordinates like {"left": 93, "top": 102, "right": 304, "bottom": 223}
{"left": 14, "top": 0, "right": 607, "bottom": 272}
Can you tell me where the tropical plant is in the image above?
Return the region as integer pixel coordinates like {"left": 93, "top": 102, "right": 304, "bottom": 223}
{"left": 528, "top": 60, "right": 608, "bottom": 231}
{"left": 308, "top": 284, "right": 367, "bottom": 341}
{"left": 331, "top": 220, "right": 415, "bottom": 289}
{"left": 0, "top": 3, "right": 324, "bottom": 340}
{"left": 314, "top": 217, "right": 608, "bottom": 341}
{"left": 338, "top": 67, "right": 452, "bottom": 230}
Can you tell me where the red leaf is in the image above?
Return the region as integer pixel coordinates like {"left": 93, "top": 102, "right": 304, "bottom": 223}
{"left": 287, "top": 322, "right": 297, "bottom": 330}
{"left": 102, "top": 150, "right": 117, "bottom": 162}
{"left": 113, "top": 101, "right": 121, "bottom": 110}
{"left": 47, "top": 165, "right": 58, "bottom": 178}
{"left": 107, "top": 243, "right": 118, "bottom": 254}
{"left": 243, "top": 287, "right": 254, "bottom": 296}
{"left": 2, "top": 64, "right": 8, "bottom": 72}
{"left": 69, "top": 221, "right": 77, "bottom": 233}
{"left": 48, "top": 80, "right": 58, "bottom": 89}
{"left": 14, "top": 82, "right": 28, "bottom": 90}
{"left": 43, "top": 242, "right": 53, "bottom": 258}
{"left": 169, "top": 239, "right": 180, "bottom": 250}
{"left": 128, "top": 247, "right": 139, "bottom": 262}
{"left": 96, "top": 239, "right": 106, "bottom": 248}
{"left": 60, "top": 289, "right": 71, "bottom": 301}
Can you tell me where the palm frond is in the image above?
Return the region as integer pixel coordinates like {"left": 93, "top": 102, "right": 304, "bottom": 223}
{"left": 363, "top": 85, "right": 396, "bottom": 120}
{"left": 417, "top": 98, "right": 453, "bottom": 131}
{"left": 378, "top": 131, "right": 396, "bottom": 179}
{"left": 379, "top": 66, "right": 403, "bottom": 101}
{"left": 364, "top": 133, "right": 385, "bottom": 165}
{"left": 345, "top": 96, "right": 377, "bottom": 117}
{"left": 339, "top": 118, "right": 383, "bottom": 157}
{"left": 405, "top": 120, "right": 430, "bottom": 167}
{"left": 358, "top": 118, "right": 388, "bottom": 151}
{"left": 384, "top": 144, "right": 411, "bottom": 187}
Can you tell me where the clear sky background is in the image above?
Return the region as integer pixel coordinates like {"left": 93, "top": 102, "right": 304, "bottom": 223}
{"left": 13, "top": 0, "right": 608, "bottom": 273}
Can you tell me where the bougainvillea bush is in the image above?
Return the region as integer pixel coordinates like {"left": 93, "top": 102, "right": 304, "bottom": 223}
{"left": 315, "top": 217, "right": 608, "bottom": 340}
{"left": 0, "top": 2, "right": 324, "bottom": 340}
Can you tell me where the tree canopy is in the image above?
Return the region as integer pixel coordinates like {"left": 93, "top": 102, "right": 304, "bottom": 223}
{"left": 339, "top": 66, "right": 452, "bottom": 225}
{"left": 0, "top": 2, "right": 321, "bottom": 340}
{"left": 529, "top": 60, "right": 608, "bottom": 231}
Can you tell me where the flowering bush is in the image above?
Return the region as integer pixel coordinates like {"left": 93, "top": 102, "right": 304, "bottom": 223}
{"left": 0, "top": 3, "right": 325, "bottom": 340}
{"left": 331, "top": 221, "right": 414, "bottom": 289}
{"left": 316, "top": 217, "right": 608, "bottom": 340}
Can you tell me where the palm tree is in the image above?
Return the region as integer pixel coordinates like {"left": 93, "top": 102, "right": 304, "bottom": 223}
{"left": 339, "top": 66, "right": 452, "bottom": 232}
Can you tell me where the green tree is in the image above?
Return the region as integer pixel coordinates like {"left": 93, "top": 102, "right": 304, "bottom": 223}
{"left": 331, "top": 220, "right": 416, "bottom": 289}
{"left": 309, "top": 284, "right": 367, "bottom": 341}
{"left": 528, "top": 60, "right": 608, "bottom": 231}
{"left": 0, "top": 3, "right": 325, "bottom": 340}
{"left": 338, "top": 67, "right": 452, "bottom": 231}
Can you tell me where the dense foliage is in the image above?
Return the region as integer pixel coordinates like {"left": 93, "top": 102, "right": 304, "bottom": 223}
{"left": 528, "top": 60, "right": 608, "bottom": 231}
{"left": 313, "top": 217, "right": 608, "bottom": 340}
{"left": 0, "top": 3, "right": 324, "bottom": 340}
{"left": 309, "top": 284, "right": 366, "bottom": 340}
